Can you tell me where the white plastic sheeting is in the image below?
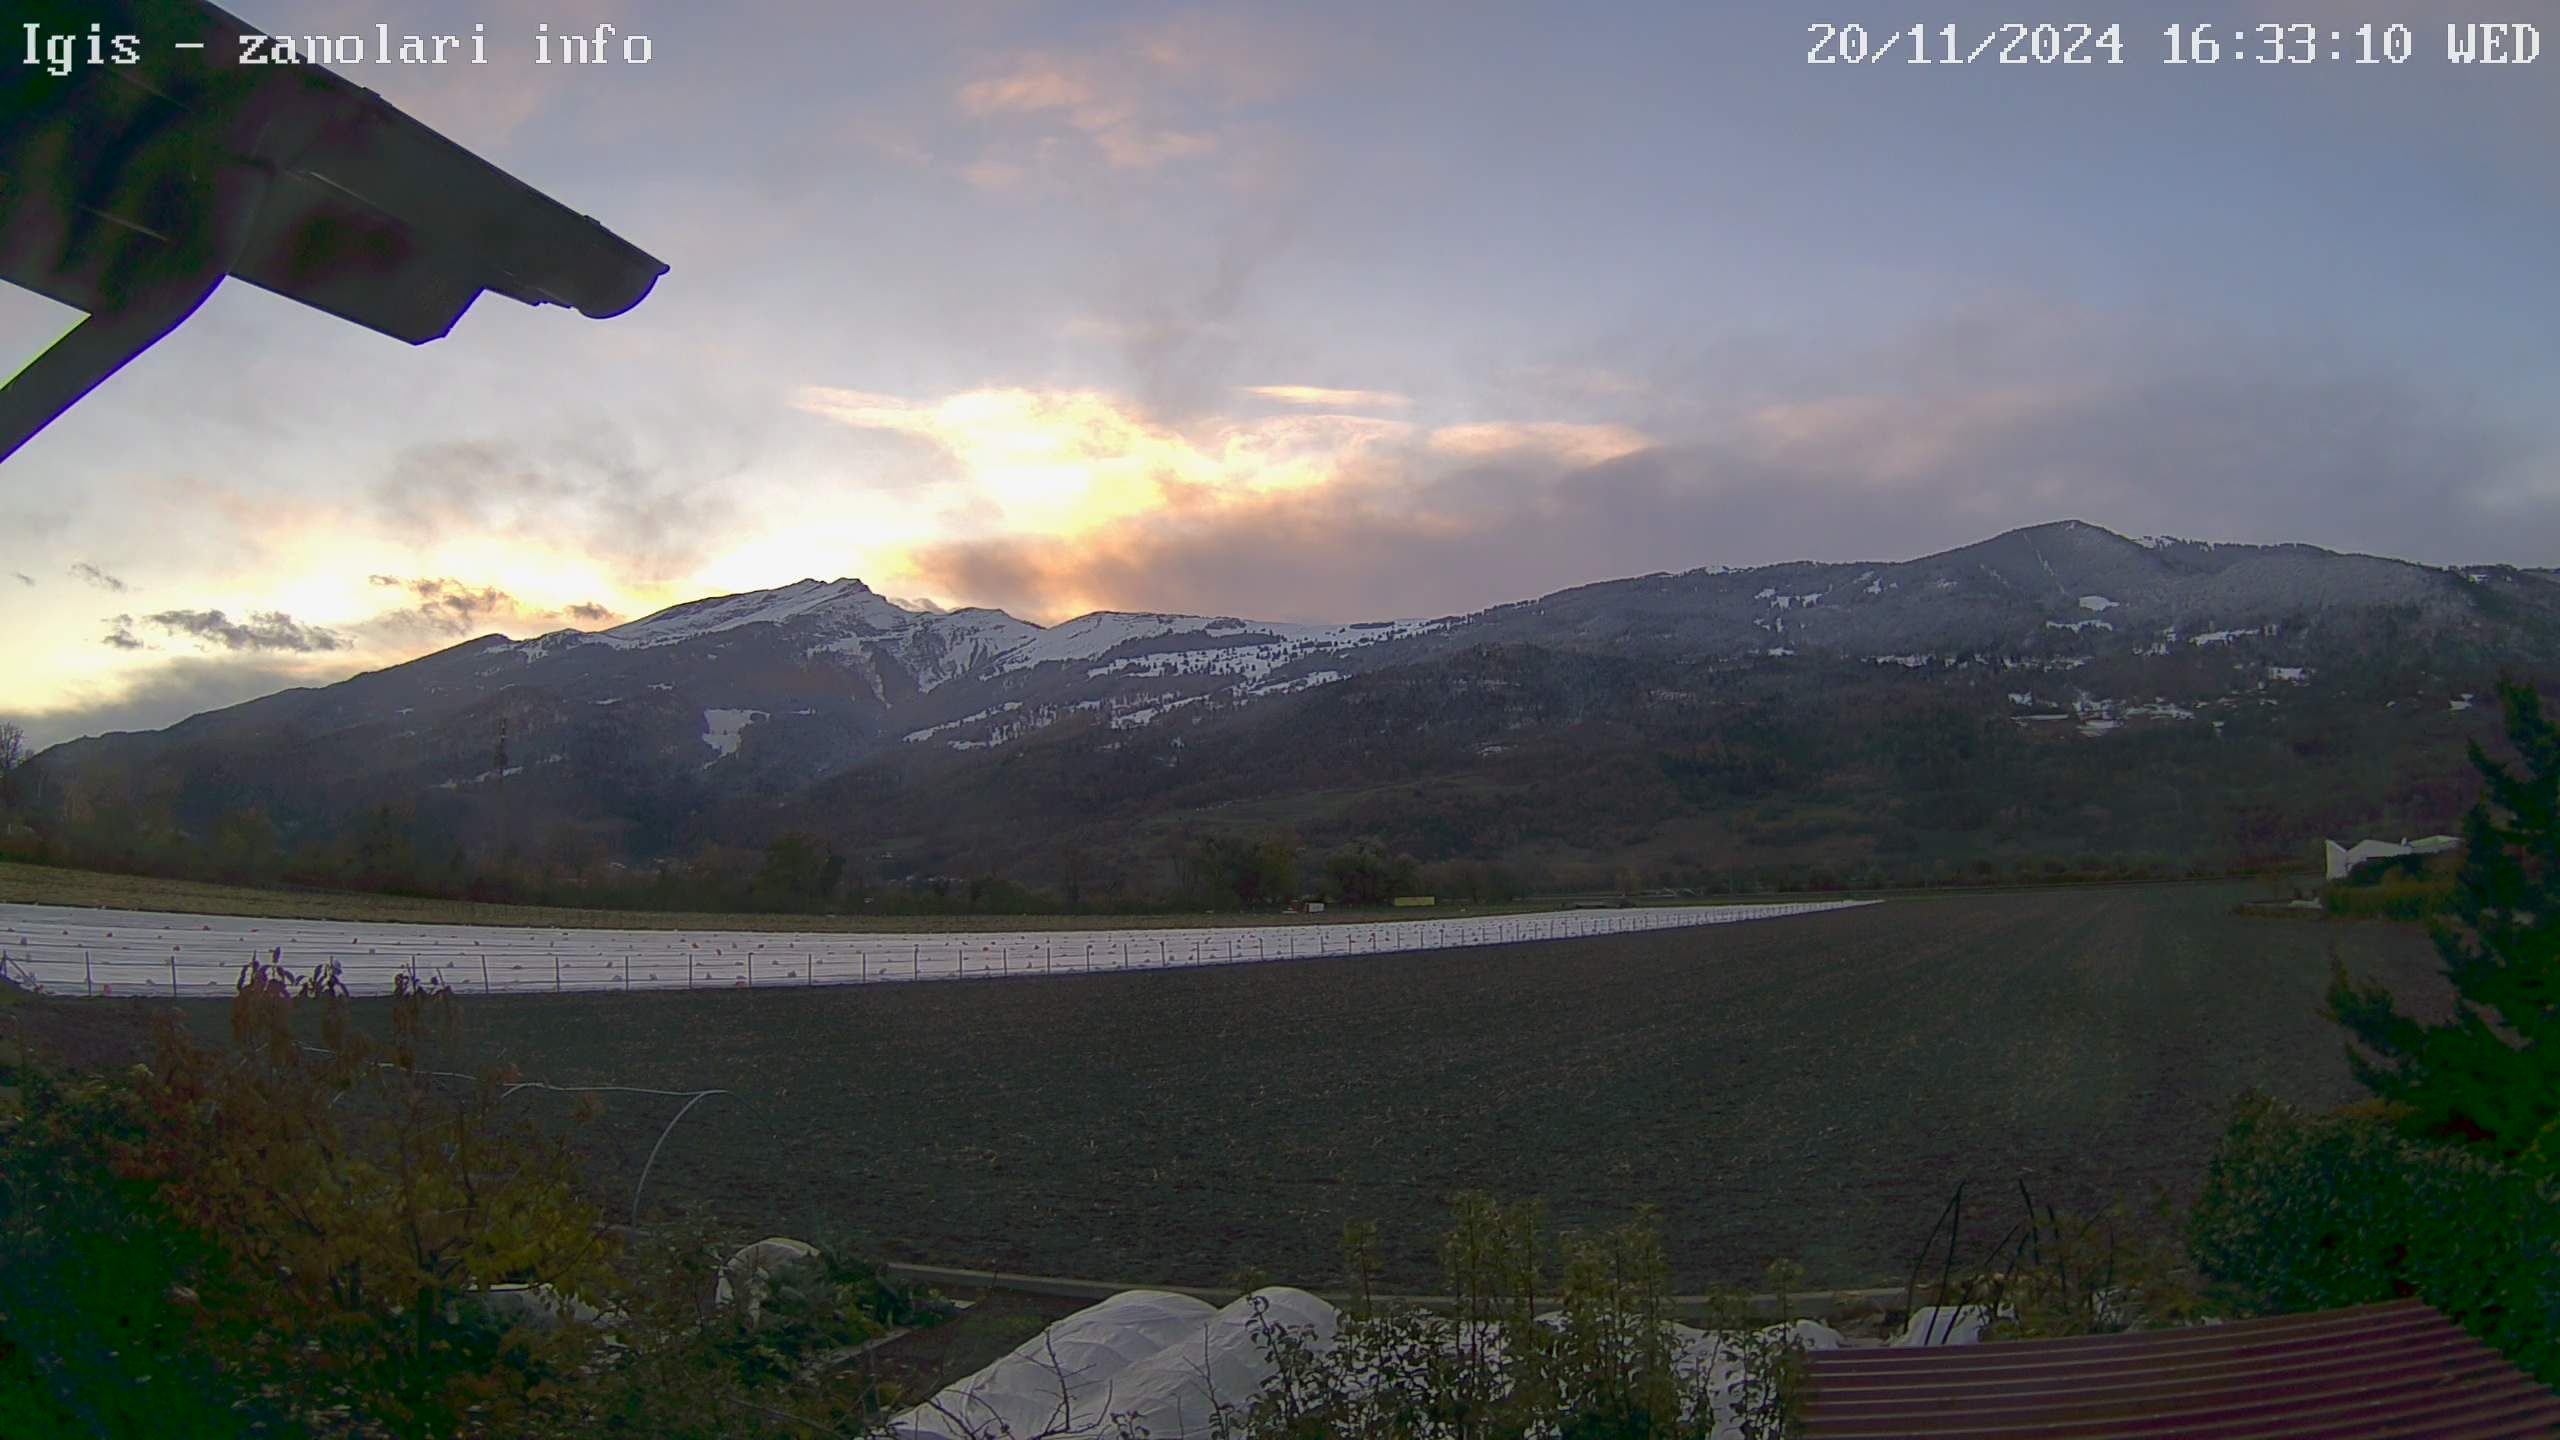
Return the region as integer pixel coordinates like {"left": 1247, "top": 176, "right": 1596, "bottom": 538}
{"left": 0, "top": 899, "right": 1877, "bottom": 998}
{"left": 892, "top": 1289, "right": 1319, "bottom": 1440}
{"left": 460, "top": 1282, "right": 610, "bottom": 1333}
{"left": 889, "top": 1289, "right": 1861, "bottom": 1440}
{"left": 1676, "top": 1317, "right": 1844, "bottom": 1438}
{"left": 1888, "top": 1305, "right": 1996, "bottom": 1347}
{"left": 713, "top": 1236, "right": 824, "bottom": 1323}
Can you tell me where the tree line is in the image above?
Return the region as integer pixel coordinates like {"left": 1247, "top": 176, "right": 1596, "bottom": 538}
{"left": 0, "top": 775, "right": 1538, "bottom": 917}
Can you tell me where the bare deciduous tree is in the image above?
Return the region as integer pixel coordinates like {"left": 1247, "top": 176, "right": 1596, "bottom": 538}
{"left": 0, "top": 720, "right": 24, "bottom": 812}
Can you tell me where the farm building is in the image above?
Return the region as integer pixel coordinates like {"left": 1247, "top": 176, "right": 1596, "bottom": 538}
{"left": 2324, "top": 834, "right": 2460, "bottom": 881}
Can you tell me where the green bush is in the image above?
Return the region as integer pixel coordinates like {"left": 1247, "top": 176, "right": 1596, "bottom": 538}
{"left": 1, "top": 973, "right": 944, "bottom": 1439}
{"left": 2319, "top": 876, "right": 2454, "bottom": 920}
{"left": 2327, "top": 678, "right": 2560, "bottom": 1169}
{"left": 2188, "top": 1092, "right": 2560, "bottom": 1388}
{"left": 2334, "top": 850, "right": 2440, "bottom": 888}
{"left": 0, "top": 1067, "right": 264, "bottom": 1438}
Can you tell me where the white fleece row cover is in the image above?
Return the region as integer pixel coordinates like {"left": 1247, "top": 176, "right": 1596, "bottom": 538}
{"left": 0, "top": 899, "right": 1877, "bottom": 997}
{"left": 886, "top": 1288, "right": 1983, "bottom": 1440}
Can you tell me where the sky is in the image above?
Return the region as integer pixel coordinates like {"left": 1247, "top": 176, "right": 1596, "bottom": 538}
{"left": 5, "top": 0, "right": 2557, "bottom": 748}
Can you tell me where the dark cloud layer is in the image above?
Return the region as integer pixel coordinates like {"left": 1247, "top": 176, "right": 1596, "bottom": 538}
{"left": 23, "top": 657, "right": 342, "bottom": 750}
{"left": 141, "top": 609, "right": 348, "bottom": 653}
{"left": 42, "top": 583, "right": 619, "bottom": 753}
{"left": 361, "top": 574, "right": 621, "bottom": 639}
{"left": 369, "top": 575, "right": 517, "bottom": 635}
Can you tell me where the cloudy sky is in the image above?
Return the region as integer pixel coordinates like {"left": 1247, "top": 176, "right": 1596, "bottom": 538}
{"left": 6, "top": 0, "right": 2556, "bottom": 748}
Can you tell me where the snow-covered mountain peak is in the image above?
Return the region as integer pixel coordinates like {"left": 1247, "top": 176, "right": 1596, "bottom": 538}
{"left": 597, "top": 576, "right": 915, "bottom": 648}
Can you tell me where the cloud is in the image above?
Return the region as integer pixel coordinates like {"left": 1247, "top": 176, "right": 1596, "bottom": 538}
{"left": 69, "top": 562, "right": 129, "bottom": 593}
{"left": 956, "top": 53, "right": 1214, "bottom": 175}
{"left": 794, "top": 384, "right": 1410, "bottom": 546}
{"left": 370, "top": 438, "right": 733, "bottom": 590}
{"left": 1132, "top": 9, "right": 1310, "bottom": 103}
{"left": 1107, "top": 216, "right": 1305, "bottom": 422}
{"left": 358, "top": 574, "right": 624, "bottom": 640}
{"left": 794, "top": 380, "right": 1717, "bottom": 620}
{"left": 20, "top": 656, "right": 348, "bottom": 751}
{"left": 1, "top": 500, "right": 69, "bottom": 545}
{"left": 955, "top": 59, "right": 1092, "bottom": 117}
{"left": 951, "top": 13, "right": 1306, "bottom": 187}
{"left": 142, "top": 609, "right": 349, "bottom": 653}
{"left": 1671, "top": 305, "right": 2554, "bottom": 564}
{"left": 367, "top": 575, "right": 517, "bottom": 635}
{"left": 957, "top": 60, "right": 1085, "bottom": 117}
{"left": 875, "top": 305, "right": 2560, "bottom": 622}
{"left": 842, "top": 116, "right": 935, "bottom": 169}
{"left": 1428, "top": 422, "right": 1654, "bottom": 467}
{"left": 51, "top": 578, "right": 624, "bottom": 746}
{"left": 1090, "top": 125, "right": 1216, "bottom": 171}
{"left": 893, "top": 451, "right": 1579, "bottom": 624}
{"left": 1491, "top": 364, "right": 1654, "bottom": 406}
{"left": 958, "top": 154, "right": 1032, "bottom": 192}
{"left": 1244, "top": 385, "right": 1413, "bottom": 410}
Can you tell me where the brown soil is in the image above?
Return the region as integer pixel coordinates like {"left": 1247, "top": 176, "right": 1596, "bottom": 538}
{"left": 351, "top": 882, "right": 2448, "bottom": 1292}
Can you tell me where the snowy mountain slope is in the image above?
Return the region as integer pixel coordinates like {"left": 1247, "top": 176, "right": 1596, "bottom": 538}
{"left": 24, "top": 520, "right": 2560, "bottom": 868}
{"left": 593, "top": 577, "right": 922, "bottom": 648}
{"left": 531, "top": 577, "right": 1445, "bottom": 702}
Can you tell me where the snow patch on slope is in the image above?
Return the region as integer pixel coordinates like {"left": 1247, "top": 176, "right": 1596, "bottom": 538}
{"left": 904, "top": 702, "right": 1024, "bottom": 744}
{"left": 2190, "top": 626, "right": 2263, "bottom": 647}
{"left": 701, "top": 709, "right": 765, "bottom": 758}
{"left": 1001, "top": 615, "right": 1434, "bottom": 679}
{"left": 1241, "top": 669, "right": 1344, "bottom": 697}
{"left": 1111, "top": 694, "right": 1209, "bottom": 730}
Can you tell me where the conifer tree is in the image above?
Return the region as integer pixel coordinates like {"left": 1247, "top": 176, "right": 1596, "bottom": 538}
{"left": 2326, "top": 678, "right": 2560, "bottom": 1173}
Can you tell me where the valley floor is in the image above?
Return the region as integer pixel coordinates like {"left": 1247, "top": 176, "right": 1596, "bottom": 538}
{"left": 0, "top": 861, "right": 1565, "bottom": 933}
{"left": 331, "top": 882, "right": 2446, "bottom": 1293}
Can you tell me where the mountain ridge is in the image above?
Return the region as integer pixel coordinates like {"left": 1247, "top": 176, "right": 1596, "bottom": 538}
{"left": 19, "top": 519, "right": 2558, "bottom": 893}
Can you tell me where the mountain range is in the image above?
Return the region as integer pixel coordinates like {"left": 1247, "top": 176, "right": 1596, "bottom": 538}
{"left": 23, "top": 520, "right": 2560, "bottom": 892}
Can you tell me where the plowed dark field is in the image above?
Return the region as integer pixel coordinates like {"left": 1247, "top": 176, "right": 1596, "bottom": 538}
{"left": 423, "top": 884, "right": 2448, "bottom": 1291}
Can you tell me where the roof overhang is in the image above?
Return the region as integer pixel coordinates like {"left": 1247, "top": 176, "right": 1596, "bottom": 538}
{"left": 1802, "top": 1298, "right": 2560, "bottom": 1438}
{"left": 0, "top": 0, "right": 668, "bottom": 463}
